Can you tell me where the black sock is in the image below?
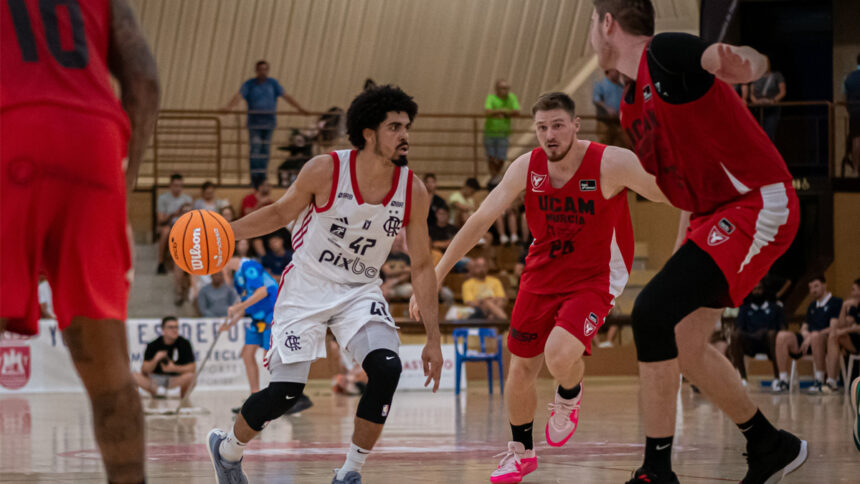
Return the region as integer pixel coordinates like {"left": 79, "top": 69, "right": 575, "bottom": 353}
{"left": 557, "top": 383, "right": 581, "bottom": 400}
{"left": 643, "top": 436, "right": 674, "bottom": 476}
{"left": 510, "top": 421, "right": 534, "bottom": 450}
{"left": 738, "top": 409, "right": 779, "bottom": 451}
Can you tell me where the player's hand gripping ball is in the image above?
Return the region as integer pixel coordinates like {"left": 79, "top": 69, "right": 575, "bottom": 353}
{"left": 169, "top": 210, "right": 235, "bottom": 275}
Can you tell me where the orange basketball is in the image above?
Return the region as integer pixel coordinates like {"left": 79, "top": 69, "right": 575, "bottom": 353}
{"left": 168, "top": 210, "right": 235, "bottom": 275}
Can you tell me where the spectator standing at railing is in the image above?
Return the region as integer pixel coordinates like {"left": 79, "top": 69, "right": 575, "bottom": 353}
{"left": 844, "top": 54, "right": 860, "bottom": 177}
{"left": 484, "top": 79, "right": 521, "bottom": 174}
{"left": 193, "top": 181, "right": 230, "bottom": 212}
{"left": 241, "top": 179, "right": 275, "bottom": 257}
{"left": 222, "top": 60, "right": 309, "bottom": 186}
{"left": 593, "top": 69, "right": 626, "bottom": 147}
{"left": 750, "top": 57, "right": 786, "bottom": 142}
{"left": 156, "top": 174, "right": 192, "bottom": 274}
{"left": 197, "top": 271, "right": 239, "bottom": 318}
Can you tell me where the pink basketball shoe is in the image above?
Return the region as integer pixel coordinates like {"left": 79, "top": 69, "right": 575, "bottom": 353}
{"left": 489, "top": 441, "right": 538, "bottom": 483}
{"left": 545, "top": 384, "right": 582, "bottom": 447}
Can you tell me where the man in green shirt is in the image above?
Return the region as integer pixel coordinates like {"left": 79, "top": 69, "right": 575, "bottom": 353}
{"left": 484, "top": 79, "right": 521, "bottom": 175}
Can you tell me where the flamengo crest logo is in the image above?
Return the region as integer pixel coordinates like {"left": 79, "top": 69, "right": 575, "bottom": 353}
{"left": 0, "top": 346, "right": 30, "bottom": 390}
{"left": 530, "top": 171, "right": 547, "bottom": 192}
{"left": 583, "top": 312, "right": 599, "bottom": 336}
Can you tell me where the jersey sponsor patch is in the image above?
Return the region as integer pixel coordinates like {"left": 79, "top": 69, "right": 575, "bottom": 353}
{"left": 330, "top": 224, "right": 346, "bottom": 239}
{"left": 337, "top": 192, "right": 354, "bottom": 200}
{"left": 707, "top": 226, "right": 729, "bottom": 246}
{"left": 579, "top": 179, "right": 597, "bottom": 191}
{"left": 718, "top": 217, "right": 735, "bottom": 234}
{"left": 642, "top": 84, "right": 653, "bottom": 102}
{"left": 530, "top": 171, "right": 547, "bottom": 192}
{"left": 583, "top": 312, "right": 599, "bottom": 336}
{"left": 510, "top": 328, "right": 539, "bottom": 343}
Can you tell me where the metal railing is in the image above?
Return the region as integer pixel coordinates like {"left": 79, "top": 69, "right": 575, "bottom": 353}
{"left": 140, "top": 109, "right": 604, "bottom": 189}
{"left": 137, "top": 101, "right": 858, "bottom": 190}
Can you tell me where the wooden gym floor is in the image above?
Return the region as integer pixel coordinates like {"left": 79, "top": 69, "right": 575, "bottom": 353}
{"left": 1, "top": 378, "right": 858, "bottom": 483}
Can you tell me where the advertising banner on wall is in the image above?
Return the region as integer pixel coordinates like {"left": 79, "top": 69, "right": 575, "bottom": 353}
{"left": 0, "top": 320, "right": 464, "bottom": 394}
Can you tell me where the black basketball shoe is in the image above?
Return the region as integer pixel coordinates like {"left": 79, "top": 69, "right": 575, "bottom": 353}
{"left": 625, "top": 468, "right": 680, "bottom": 484}
{"left": 741, "top": 429, "right": 807, "bottom": 484}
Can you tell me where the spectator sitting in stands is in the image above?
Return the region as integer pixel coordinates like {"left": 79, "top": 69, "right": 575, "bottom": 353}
{"left": 193, "top": 181, "right": 229, "bottom": 212}
{"left": 197, "top": 272, "right": 239, "bottom": 318}
{"left": 826, "top": 278, "right": 860, "bottom": 388}
{"left": 261, "top": 233, "right": 292, "bottom": 281}
{"left": 449, "top": 177, "right": 480, "bottom": 227}
{"left": 38, "top": 274, "right": 55, "bottom": 319}
{"left": 774, "top": 275, "right": 843, "bottom": 393}
{"left": 729, "top": 281, "right": 785, "bottom": 388}
{"left": 423, "top": 173, "right": 448, "bottom": 227}
{"left": 462, "top": 257, "right": 507, "bottom": 320}
{"left": 381, "top": 231, "right": 412, "bottom": 300}
{"left": 172, "top": 203, "right": 193, "bottom": 306}
{"left": 133, "top": 316, "right": 196, "bottom": 399}
{"left": 156, "top": 173, "right": 192, "bottom": 274}
{"left": 429, "top": 206, "right": 459, "bottom": 251}
{"left": 241, "top": 179, "right": 274, "bottom": 256}
{"left": 278, "top": 130, "right": 313, "bottom": 187}
{"left": 219, "top": 205, "right": 236, "bottom": 223}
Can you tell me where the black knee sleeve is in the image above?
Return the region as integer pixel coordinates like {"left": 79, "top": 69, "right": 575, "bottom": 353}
{"left": 357, "top": 349, "right": 401, "bottom": 424}
{"left": 240, "top": 381, "right": 305, "bottom": 431}
{"left": 632, "top": 242, "right": 728, "bottom": 363}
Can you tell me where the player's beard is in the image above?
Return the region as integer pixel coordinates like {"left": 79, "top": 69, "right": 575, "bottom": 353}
{"left": 392, "top": 156, "right": 408, "bottom": 167}
{"left": 546, "top": 140, "right": 572, "bottom": 162}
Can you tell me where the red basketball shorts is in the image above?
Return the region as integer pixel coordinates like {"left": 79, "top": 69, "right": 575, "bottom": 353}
{"left": 508, "top": 286, "right": 614, "bottom": 358}
{"left": 687, "top": 181, "right": 799, "bottom": 307}
{"left": 1, "top": 106, "right": 131, "bottom": 335}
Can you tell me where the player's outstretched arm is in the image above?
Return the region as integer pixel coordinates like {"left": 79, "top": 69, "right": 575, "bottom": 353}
{"left": 108, "top": 0, "right": 160, "bottom": 193}
{"left": 434, "top": 155, "right": 528, "bottom": 286}
{"left": 404, "top": 176, "right": 443, "bottom": 392}
{"left": 701, "top": 43, "right": 768, "bottom": 85}
{"left": 601, "top": 146, "right": 669, "bottom": 204}
{"left": 231, "top": 154, "right": 333, "bottom": 240}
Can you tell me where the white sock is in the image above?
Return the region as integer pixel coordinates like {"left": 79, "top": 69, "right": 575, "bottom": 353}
{"left": 814, "top": 370, "right": 825, "bottom": 382}
{"left": 219, "top": 429, "right": 246, "bottom": 463}
{"left": 826, "top": 377, "right": 837, "bottom": 386}
{"left": 779, "top": 372, "right": 788, "bottom": 382}
{"left": 337, "top": 442, "right": 370, "bottom": 479}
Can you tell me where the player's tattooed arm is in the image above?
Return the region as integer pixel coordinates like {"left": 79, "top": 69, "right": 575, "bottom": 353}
{"left": 232, "top": 154, "right": 333, "bottom": 240}
{"left": 108, "top": 0, "right": 160, "bottom": 193}
{"left": 701, "top": 43, "right": 768, "bottom": 85}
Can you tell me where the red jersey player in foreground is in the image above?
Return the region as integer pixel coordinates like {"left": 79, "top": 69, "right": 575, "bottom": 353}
{"left": 412, "top": 92, "right": 668, "bottom": 483}
{"left": 589, "top": 1, "right": 805, "bottom": 483}
{"left": 1, "top": 0, "right": 159, "bottom": 482}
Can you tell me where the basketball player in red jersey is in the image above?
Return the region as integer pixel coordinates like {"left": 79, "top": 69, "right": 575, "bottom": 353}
{"left": 1, "top": 1, "right": 159, "bottom": 482}
{"left": 589, "top": 1, "right": 805, "bottom": 483}
{"left": 411, "top": 92, "right": 668, "bottom": 483}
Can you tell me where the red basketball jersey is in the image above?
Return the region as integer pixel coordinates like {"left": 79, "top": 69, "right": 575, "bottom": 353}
{"left": 0, "top": 0, "right": 129, "bottom": 135}
{"left": 521, "top": 142, "right": 634, "bottom": 297}
{"left": 620, "top": 42, "right": 792, "bottom": 215}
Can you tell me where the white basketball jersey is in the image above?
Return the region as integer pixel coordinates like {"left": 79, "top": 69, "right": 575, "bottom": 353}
{"left": 287, "top": 149, "right": 413, "bottom": 285}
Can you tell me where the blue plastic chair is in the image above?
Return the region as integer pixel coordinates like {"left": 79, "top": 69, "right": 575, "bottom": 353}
{"left": 452, "top": 327, "right": 504, "bottom": 395}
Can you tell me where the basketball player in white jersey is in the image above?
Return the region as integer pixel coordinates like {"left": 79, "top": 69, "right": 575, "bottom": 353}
{"left": 411, "top": 92, "right": 668, "bottom": 483}
{"left": 206, "top": 85, "right": 443, "bottom": 484}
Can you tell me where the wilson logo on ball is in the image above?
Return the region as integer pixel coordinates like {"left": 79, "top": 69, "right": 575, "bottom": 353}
{"left": 169, "top": 209, "right": 235, "bottom": 275}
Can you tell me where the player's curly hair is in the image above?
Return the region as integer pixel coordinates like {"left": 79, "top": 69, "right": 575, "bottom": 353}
{"left": 346, "top": 85, "right": 418, "bottom": 150}
{"left": 593, "top": 0, "right": 655, "bottom": 37}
